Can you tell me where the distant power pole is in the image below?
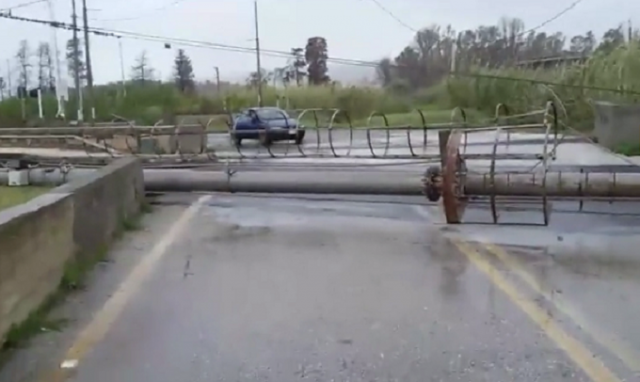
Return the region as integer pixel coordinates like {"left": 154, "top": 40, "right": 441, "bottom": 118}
{"left": 81, "top": 0, "right": 94, "bottom": 120}
{"left": 6, "top": 59, "right": 12, "bottom": 97}
{"left": 118, "top": 37, "right": 126, "bottom": 98}
{"left": 253, "top": 0, "right": 263, "bottom": 107}
{"left": 71, "top": 0, "right": 83, "bottom": 121}
{"left": 214, "top": 66, "right": 220, "bottom": 93}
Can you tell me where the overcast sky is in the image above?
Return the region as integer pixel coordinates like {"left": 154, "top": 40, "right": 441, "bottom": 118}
{"left": 0, "top": 0, "right": 638, "bottom": 87}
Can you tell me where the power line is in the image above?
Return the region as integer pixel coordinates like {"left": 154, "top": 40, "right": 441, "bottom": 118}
{"left": 90, "top": 0, "right": 191, "bottom": 22}
{"left": 0, "top": 12, "right": 382, "bottom": 67}
{"left": 0, "top": 1, "right": 588, "bottom": 70}
{"left": 1, "top": 0, "right": 46, "bottom": 11}
{"left": 519, "top": 0, "right": 586, "bottom": 37}
{"left": 367, "top": 0, "right": 585, "bottom": 38}
{"left": 365, "top": 0, "right": 417, "bottom": 32}
{"left": 0, "top": 6, "right": 633, "bottom": 98}
{"left": 1, "top": 6, "right": 634, "bottom": 97}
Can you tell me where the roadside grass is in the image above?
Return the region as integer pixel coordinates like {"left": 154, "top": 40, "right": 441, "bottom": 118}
{"left": 0, "top": 186, "right": 51, "bottom": 211}
{"left": 614, "top": 143, "right": 640, "bottom": 156}
{"left": 349, "top": 108, "right": 485, "bottom": 127}
{"left": 206, "top": 106, "right": 488, "bottom": 132}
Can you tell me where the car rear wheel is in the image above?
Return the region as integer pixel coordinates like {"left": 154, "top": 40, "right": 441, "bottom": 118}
{"left": 259, "top": 130, "right": 271, "bottom": 146}
{"left": 294, "top": 130, "right": 305, "bottom": 145}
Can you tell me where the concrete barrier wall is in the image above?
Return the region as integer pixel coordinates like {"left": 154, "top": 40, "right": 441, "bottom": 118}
{"left": 0, "top": 157, "right": 144, "bottom": 343}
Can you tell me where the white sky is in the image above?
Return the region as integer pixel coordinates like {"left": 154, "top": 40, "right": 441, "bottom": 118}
{"left": 0, "top": 0, "right": 638, "bottom": 86}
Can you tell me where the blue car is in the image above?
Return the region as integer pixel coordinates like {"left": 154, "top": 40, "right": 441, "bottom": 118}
{"left": 230, "top": 107, "right": 305, "bottom": 146}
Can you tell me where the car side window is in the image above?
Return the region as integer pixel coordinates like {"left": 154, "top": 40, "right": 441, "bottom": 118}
{"left": 235, "top": 111, "right": 252, "bottom": 123}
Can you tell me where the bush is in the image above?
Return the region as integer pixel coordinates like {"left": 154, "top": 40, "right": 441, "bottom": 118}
{"left": 444, "top": 43, "right": 640, "bottom": 130}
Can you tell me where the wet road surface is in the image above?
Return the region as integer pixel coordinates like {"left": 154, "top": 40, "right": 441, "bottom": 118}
{"left": 1, "top": 130, "right": 640, "bottom": 381}
{"left": 1, "top": 194, "right": 638, "bottom": 381}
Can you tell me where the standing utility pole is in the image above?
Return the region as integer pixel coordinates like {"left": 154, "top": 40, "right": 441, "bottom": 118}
{"left": 253, "top": 0, "right": 262, "bottom": 107}
{"left": 71, "top": 0, "right": 83, "bottom": 121}
{"left": 81, "top": 0, "right": 94, "bottom": 120}
{"left": 214, "top": 66, "right": 220, "bottom": 94}
{"left": 6, "top": 59, "right": 12, "bottom": 97}
{"left": 47, "top": 0, "right": 65, "bottom": 118}
{"left": 118, "top": 37, "right": 126, "bottom": 98}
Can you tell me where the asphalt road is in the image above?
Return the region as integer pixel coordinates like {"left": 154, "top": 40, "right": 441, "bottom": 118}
{"left": 2, "top": 131, "right": 640, "bottom": 381}
{"left": 0, "top": 193, "right": 638, "bottom": 382}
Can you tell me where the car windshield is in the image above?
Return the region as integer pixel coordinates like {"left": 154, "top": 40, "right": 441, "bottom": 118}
{"left": 255, "top": 108, "right": 288, "bottom": 120}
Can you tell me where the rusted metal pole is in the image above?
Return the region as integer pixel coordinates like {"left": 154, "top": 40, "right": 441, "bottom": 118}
{"left": 465, "top": 172, "right": 640, "bottom": 198}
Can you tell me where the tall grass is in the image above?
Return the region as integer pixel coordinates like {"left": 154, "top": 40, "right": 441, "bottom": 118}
{"left": 0, "top": 82, "right": 418, "bottom": 127}
{"left": 5, "top": 45, "right": 638, "bottom": 129}
{"left": 445, "top": 44, "right": 640, "bottom": 130}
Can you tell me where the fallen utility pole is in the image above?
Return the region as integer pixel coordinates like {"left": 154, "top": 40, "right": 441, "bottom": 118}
{"left": 2, "top": 168, "right": 640, "bottom": 198}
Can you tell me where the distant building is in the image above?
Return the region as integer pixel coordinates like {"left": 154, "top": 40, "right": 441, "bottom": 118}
{"left": 515, "top": 55, "right": 589, "bottom": 69}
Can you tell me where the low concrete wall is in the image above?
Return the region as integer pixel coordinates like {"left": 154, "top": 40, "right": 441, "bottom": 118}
{"left": 593, "top": 101, "right": 640, "bottom": 149}
{"left": 107, "top": 126, "right": 205, "bottom": 154}
{"left": 0, "top": 136, "right": 107, "bottom": 153}
{"left": 0, "top": 157, "right": 144, "bottom": 344}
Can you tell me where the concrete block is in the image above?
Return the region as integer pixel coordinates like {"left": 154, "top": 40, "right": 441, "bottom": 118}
{"left": 175, "top": 124, "right": 206, "bottom": 154}
{"left": 593, "top": 101, "right": 640, "bottom": 149}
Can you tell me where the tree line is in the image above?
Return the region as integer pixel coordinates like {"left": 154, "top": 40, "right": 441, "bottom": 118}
{"left": 0, "top": 34, "right": 332, "bottom": 100}
{"left": 247, "top": 36, "right": 331, "bottom": 87}
{"left": 0, "top": 39, "right": 197, "bottom": 100}
{"left": 375, "top": 17, "right": 638, "bottom": 92}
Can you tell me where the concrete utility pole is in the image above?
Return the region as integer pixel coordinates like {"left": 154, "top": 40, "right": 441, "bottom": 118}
{"left": 81, "top": 0, "right": 94, "bottom": 120}
{"left": 118, "top": 37, "right": 126, "bottom": 98}
{"left": 253, "top": 0, "right": 263, "bottom": 107}
{"left": 71, "top": 0, "right": 83, "bottom": 121}
{"left": 6, "top": 59, "right": 12, "bottom": 97}
{"left": 214, "top": 66, "right": 220, "bottom": 93}
{"left": 47, "top": 0, "right": 66, "bottom": 118}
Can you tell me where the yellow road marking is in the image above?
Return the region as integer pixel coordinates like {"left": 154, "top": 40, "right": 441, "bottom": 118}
{"left": 453, "top": 240, "right": 621, "bottom": 382}
{"left": 41, "top": 194, "right": 211, "bottom": 382}
{"left": 483, "top": 242, "right": 640, "bottom": 373}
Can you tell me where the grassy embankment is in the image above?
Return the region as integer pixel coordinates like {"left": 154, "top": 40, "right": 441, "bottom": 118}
{"left": 0, "top": 186, "right": 51, "bottom": 211}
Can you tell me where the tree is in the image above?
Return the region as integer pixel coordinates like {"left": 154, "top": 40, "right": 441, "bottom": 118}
{"left": 569, "top": 31, "right": 596, "bottom": 55}
{"left": 0, "top": 77, "right": 5, "bottom": 100}
{"left": 173, "top": 49, "right": 194, "bottom": 93}
{"left": 597, "top": 26, "right": 625, "bottom": 54}
{"left": 15, "top": 40, "right": 31, "bottom": 91}
{"left": 37, "top": 42, "right": 55, "bottom": 91}
{"left": 287, "top": 47, "right": 306, "bottom": 86}
{"left": 373, "top": 17, "right": 603, "bottom": 90}
{"left": 130, "top": 50, "right": 155, "bottom": 84}
{"left": 246, "top": 68, "right": 268, "bottom": 87}
{"left": 305, "top": 37, "right": 330, "bottom": 85}
{"left": 65, "top": 38, "right": 85, "bottom": 86}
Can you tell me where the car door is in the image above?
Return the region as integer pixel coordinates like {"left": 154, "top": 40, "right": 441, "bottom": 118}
{"left": 233, "top": 111, "right": 253, "bottom": 137}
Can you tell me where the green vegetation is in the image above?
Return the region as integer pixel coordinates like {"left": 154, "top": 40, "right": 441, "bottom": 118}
{"left": 446, "top": 45, "right": 640, "bottom": 131}
{"left": 0, "top": 186, "right": 51, "bottom": 211}
{"left": 1, "top": 17, "right": 639, "bottom": 148}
